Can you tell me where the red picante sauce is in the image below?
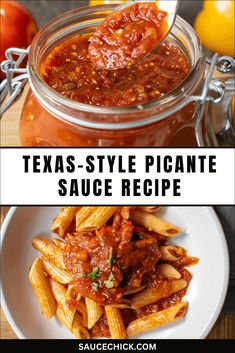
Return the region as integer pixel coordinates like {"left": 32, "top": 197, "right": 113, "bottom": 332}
{"left": 61, "top": 208, "right": 198, "bottom": 338}
{"left": 89, "top": 2, "right": 169, "bottom": 70}
{"left": 42, "top": 33, "right": 190, "bottom": 107}
{"left": 63, "top": 211, "right": 165, "bottom": 305}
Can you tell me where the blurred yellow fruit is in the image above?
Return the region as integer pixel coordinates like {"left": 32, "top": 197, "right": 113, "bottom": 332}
{"left": 195, "top": 0, "right": 235, "bottom": 57}
{"left": 90, "top": 0, "right": 126, "bottom": 5}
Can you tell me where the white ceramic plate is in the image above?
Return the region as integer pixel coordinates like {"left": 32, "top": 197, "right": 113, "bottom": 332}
{"left": 1, "top": 207, "right": 229, "bottom": 339}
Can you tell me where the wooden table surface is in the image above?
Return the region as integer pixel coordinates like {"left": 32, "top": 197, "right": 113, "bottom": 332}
{"left": 1, "top": 86, "right": 29, "bottom": 147}
{"left": 1, "top": 206, "right": 234, "bottom": 339}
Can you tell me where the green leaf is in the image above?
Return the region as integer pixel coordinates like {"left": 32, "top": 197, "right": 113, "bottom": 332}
{"left": 91, "top": 282, "right": 99, "bottom": 291}
{"left": 108, "top": 247, "right": 113, "bottom": 265}
{"left": 108, "top": 272, "right": 114, "bottom": 281}
{"left": 88, "top": 266, "right": 99, "bottom": 279}
{"left": 104, "top": 280, "right": 114, "bottom": 289}
{"left": 104, "top": 271, "right": 114, "bottom": 289}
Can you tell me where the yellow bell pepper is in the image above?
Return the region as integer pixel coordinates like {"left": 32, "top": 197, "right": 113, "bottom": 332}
{"left": 89, "top": 0, "right": 126, "bottom": 5}
{"left": 195, "top": 0, "right": 235, "bottom": 57}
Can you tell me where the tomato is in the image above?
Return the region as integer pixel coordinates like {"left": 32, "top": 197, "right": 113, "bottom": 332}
{"left": 0, "top": 0, "right": 38, "bottom": 78}
{"left": 194, "top": 0, "right": 235, "bottom": 57}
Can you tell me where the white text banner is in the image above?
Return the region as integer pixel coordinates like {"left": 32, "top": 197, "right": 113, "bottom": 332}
{"left": 1, "top": 148, "right": 234, "bottom": 205}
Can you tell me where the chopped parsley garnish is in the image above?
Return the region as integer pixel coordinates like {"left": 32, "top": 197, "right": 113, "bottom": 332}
{"left": 101, "top": 240, "right": 105, "bottom": 247}
{"left": 104, "top": 272, "right": 114, "bottom": 289}
{"left": 111, "top": 258, "right": 117, "bottom": 264}
{"left": 82, "top": 271, "right": 86, "bottom": 278}
{"left": 91, "top": 282, "right": 99, "bottom": 291}
{"left": 88, "top": 266, "right": 99, "bottom": 279}
{"left": 108, "top": 247, "right": 113, "bottom": 265}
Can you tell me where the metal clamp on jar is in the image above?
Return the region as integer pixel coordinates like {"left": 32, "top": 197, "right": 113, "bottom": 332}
{"left": 0, "top": 5, "right": 235, "bottom": 147}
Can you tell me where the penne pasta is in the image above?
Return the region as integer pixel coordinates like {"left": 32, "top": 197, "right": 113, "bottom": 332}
{"left": 130, "top": 210, "right": 182, "bottom": 237}
{"left": 106, "top": 303, "right": 131, "bottom": 309}
{"left": 124, "top": 285, "right": 147, "bottom": 296}
{"left": 160, "top": 246, "right": 180, "bottom": 261}
{"left": 105, "top": 306, "right": 126, "bottom": 339}
{"left": 52, "top": 207, "right": 80, "bottom": 237}
{"left": 52, "top": 238, "right": 65, "bottom": 250}
{"left": 76, "top": 299, "right": 88, "bottom": 328}
{"left": 158, "top": 264, "right": 181, "bottom": 279}
{"left": 85, "top": 297, "right": 103, "bottom": 329}
{"left": 32, "top": 236, "right": 65, "bottom": 269}
{"left": 50, "top": 279, "right": 76, "bottom": 330}
{"left": 41, "top": 257, "right": 72, "bottom": 284}
{"left": 72, "top": 313, "right": 90, "bottom": 339}
{"left": 138, "top": 206, "right": 162, "bottom": 213}
{"left": 66, "top": 284, "right": 81, "bottom": 302}
{"left": 78, "top": 207, "right": 118, "bottom": 231}
{"left": 130, "top": 279, "right": 187, "bottom": 309}
{"left": 56, "top": 308, "right": 90, "bottom": 339}
{"left": 120, "top": 207, "right": 131, "bottom": 220}
{"left": 127, "top": 302, "right": 188, "bottom": 337}
{"left": 29, "top": 257, "right": 56, "bottom": 319}
{"left": 56, "top": 306, "right": 73, "bottom": 331}
{"left": 75, "top": 207, "right": 97, "bottom": 231}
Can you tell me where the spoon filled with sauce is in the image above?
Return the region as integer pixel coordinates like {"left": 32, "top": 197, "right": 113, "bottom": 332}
{"left": 89, "top": 0, "right": 179, "bottom": 70}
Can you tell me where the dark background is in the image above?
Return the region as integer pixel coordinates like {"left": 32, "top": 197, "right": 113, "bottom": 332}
{"left": 19, "top": 0, "right": 203, "bottom": 28}
{"left": 17, "top": 0, "right": 234, "bottom": 313}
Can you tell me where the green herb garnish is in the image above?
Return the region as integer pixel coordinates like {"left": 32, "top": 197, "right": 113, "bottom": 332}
{"left": 101, "top": 240, "right": 105, "bottom": 247}
{"left": 104, "top": 272, "right": 114, "bottom": 289}
{"left": 88, "top": 266, "right": 99, "bottom": 279}
{"left": 111, "top": 258, "right": 117, "bottom": 264}
{"left": 82, "top": 271, "right": 86, "bottom": 278}
{"left": 91, "top": 282, "right": 99, "bottom": 291}
{"left": 108, "top": 247, "right": 113, "bottom": 265}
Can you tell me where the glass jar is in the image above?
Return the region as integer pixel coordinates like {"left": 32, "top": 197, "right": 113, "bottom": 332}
{"left": 1, "top": 5, "right": 234, "bottom": 146}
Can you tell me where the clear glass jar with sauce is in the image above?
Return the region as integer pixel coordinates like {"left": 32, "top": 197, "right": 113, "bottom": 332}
{"left": 1, "top": 4, "right": 234, "bottom": 147}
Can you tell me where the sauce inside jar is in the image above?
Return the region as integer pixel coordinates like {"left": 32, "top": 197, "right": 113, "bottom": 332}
{"left": 41, "top": 33, "right": 190, "bottom": 107}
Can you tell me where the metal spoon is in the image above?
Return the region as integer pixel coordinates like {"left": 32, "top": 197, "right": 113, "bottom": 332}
{"left": 121, "top": 0, "right": 180, "bottom": 49}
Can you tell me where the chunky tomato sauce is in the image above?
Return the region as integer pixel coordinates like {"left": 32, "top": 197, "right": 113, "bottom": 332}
{"left": 89, "top": 2, "right": 168, "bottom": 70}
{"left": 61, "top": 207, "right": 198, "bottom": 338}
{"left": 42, "top": 33, "right": 190, "bottom": 107}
